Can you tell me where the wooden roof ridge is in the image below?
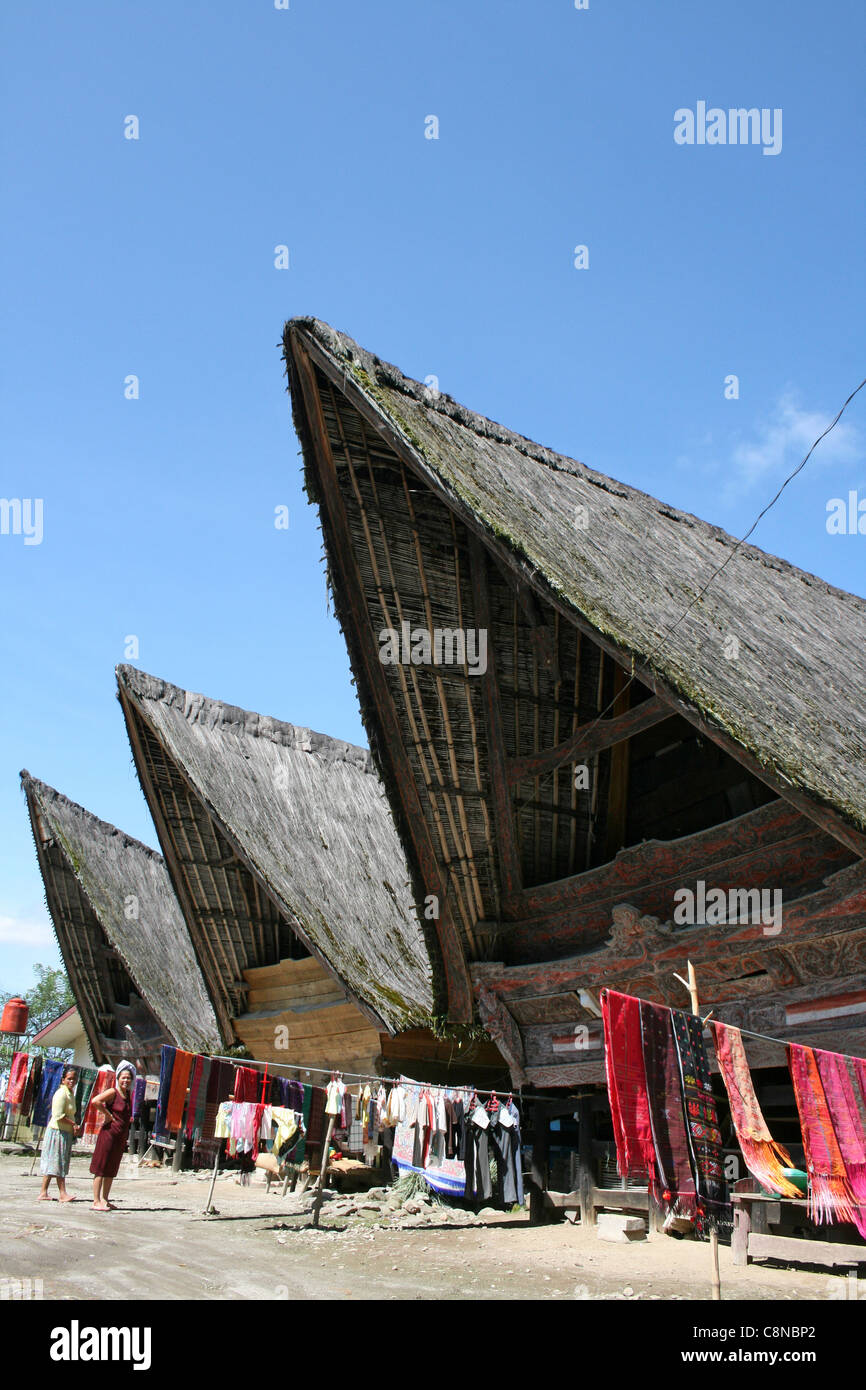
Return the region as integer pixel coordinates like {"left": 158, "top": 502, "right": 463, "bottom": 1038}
{"left": 20, "top": 770, "right": 222, "bottom": 1058}
{"left": 284, "top": 317, "right": 865, "bottom": 606}
{"left": 283, "top": 318, "right": 866, "bottom": 851}
{"left": 21, "top": 769, "right": 164, "bottom": 864}
{"left": 116, "top": 664, "right": 376, "bottom": 773}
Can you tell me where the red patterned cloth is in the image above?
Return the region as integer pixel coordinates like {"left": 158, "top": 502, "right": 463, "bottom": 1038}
{"left": 233, "top": 1067, "right": 260, "bottom": 1103}
{"left": 788, "top": 1044, "right": 857, "bottom": 1228}
{"left": 601, "top": 989, "right": 654, "bottom": 1183}
{"left": 82, "top": 1069, "right": 117, "bottom": 1143}
{"left": 5, "top": 1052, "right": 29, "bottom": 1106}
{"left": 711, "top": 1021, "right": 800, "bottom": 1198}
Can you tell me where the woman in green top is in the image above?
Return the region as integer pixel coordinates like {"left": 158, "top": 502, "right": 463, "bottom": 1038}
{"left": 38, "top": 1067, "right": 80, "bottom": 1202}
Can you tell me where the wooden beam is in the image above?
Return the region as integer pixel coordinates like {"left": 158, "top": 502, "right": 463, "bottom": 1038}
{"left": 604, "top": 667, "right": 632, "bottom": 859}
{"left": 507, "top": 696, "right": 669, "bottom": 786}
{"left": 468, "top": 535, "right": 523, "bottom": 899}
{"left": 290, "top": 332, "right": 473, "bottom": 1022}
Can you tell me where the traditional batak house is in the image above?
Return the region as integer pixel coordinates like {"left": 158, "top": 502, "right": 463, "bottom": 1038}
{"left": 21, "top": 773, "right": 220, "bottom": 1072}
{"left": 115, "top": 666, "right": 506, "bottom": 1084}
{"left": 282, "top": 318, "right": 866, "bottom": 1212}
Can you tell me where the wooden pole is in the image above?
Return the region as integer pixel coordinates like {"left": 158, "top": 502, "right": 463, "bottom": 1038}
{"left": 203, "top": 1151, "right": 220, "bottom": 1215}
{"left": 310, "top": 1113, "right": 337, "bottom": 1229}
{"left": 674, "top": 959, "right": 721, "bottom": 1302}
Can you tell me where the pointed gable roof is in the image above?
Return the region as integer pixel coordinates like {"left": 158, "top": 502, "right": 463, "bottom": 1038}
{"left": 21, "top": 772, "right": 220, "bottom": 1062}
{"left": 116, "top": 666, "right": 437, "bottom": 1039}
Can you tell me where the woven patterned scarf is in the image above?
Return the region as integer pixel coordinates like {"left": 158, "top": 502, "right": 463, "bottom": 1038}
{"left": 670, "top": 1009, "right": 725, "bottom": 1219}
{"left": 639, "top": 999, "right": 697, "bottom": 1216}
{"left": 788, "top": 1043, "right": 857, "bottom": 1227}
{"left": 601, "top": 989, "right": 654, "bottom": 1183}
{"left": 82, "top": 1068, "right": 116, "bottom": 1141}
{"left": 74, "top": 1067, "right": 99, "bottom": 1124}
{"left": 5, "top": 1052, "right": 29, "bottom": 1106}
{"left": 813, "top": 1048, "right": 866, "bottom": 1237}
{"left": 710, "top": 1021, "right": 800, "bottom": 1198}
{"left": 165, "top": 1050, "right": 193, "bottom": 1132}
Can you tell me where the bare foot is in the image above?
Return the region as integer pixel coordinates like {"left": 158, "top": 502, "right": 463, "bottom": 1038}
{"left": 106, "top": 1202, "right": 118, "bottom": 1210}
{"left": 59, "top": 1194, "right": 76, "bottom": 1203}
{"left": 91, "top": 1201, "right": 110, "bottom": 1211}
{"left": 37, "top": 1194, "right": 54, "bottom": 1202}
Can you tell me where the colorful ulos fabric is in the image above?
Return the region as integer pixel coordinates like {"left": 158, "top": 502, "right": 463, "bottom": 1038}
{"left": 788, "top": 1043, "right": 857, "bottom": 1227}
{"left": 165, "top": 1050, "right": 194, "bottom": 1132}
{"left": 710, "top": 1021, "right": 800, "bottom": 1198}
{"left": 813, "top": 1047, "right": 866, "bottom": 1238}
{"left": 670, "top": 1009, "right": 726, "bottom": 1219}
{"left": 600, "top": 989, "right": 654, "bottom": 1184}
{"left": 639, "top": 999, "right": 697, "bottom": 1217}
{"left": 5, "top": 1052, "right": 29, "bottom": 1106}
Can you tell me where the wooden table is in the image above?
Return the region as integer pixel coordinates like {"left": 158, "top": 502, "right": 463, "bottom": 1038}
{"left": 731, "top": 1191, "right": 866, "bottom": 1269}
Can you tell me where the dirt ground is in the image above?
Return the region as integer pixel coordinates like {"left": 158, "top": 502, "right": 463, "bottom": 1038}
{"left": 0, "top": 1149, "right": 857, "bottom": 1302}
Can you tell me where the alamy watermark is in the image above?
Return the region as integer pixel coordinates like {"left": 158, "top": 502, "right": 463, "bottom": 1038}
{"left": 379, "top": 622, "right": 488, "bottom": 675}
{"left": 1, "top": 498, "right": 43, "bottom": 545}
{"left": 673, "top": 880, "right": 782, "bottom": 936}
{"left": 674, "top": 103, "right": 782, "bottom": 156}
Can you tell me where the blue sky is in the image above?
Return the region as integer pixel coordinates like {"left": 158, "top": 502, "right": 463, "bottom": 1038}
{"left": 2, "top": 0, "right": 864, "bottom": 994}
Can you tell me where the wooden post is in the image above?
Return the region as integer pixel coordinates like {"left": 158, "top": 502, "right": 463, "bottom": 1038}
{"left": 529, "top": 1103, "right": 550, "bottom": 1226}
{"left": 310, "top": 1113, "right": 337, "bottom": 1229}
{"left": 203, "top": 1151, "right": 220, "bottom": 1215}
{"left": 172, "top": 1132, "right": 184, "bottom": 1173}
{"left": 576, "top": 1097, "right": 596, "bottom": 1227}
{"left": 28, "top": 1139, "right": 43, "bottom": 1177}
{"left": 674, "top": 959, "right": 721, "bottom": 1301}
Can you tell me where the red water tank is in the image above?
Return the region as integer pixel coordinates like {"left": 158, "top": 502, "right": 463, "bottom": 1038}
{"left": 1, "top": 997, "right": 29, "bottom": 1034}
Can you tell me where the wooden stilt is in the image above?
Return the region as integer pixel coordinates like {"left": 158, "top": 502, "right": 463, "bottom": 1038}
{"left": 310, "top": 1113, "right": 337, "bottom": 1228}
{"left": 203, "top": 1151, "right": 220, "bottom": 1215}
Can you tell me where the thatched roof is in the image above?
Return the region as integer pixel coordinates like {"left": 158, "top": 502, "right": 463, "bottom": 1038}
{"left": 115, "top": 666, "right": 436, "bottom": 1041}
{"left": 283, "top": 318, "right": 866, "bottom": 1023}
{"left": 21, "top": 772, "right": 221, "bottom": 1064}
{"left": 284, "top": 318, "right": 866, "bottom": 841}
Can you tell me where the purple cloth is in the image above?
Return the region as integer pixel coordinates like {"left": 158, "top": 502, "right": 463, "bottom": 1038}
{"left": 131, "top": 1076, "right": 147, "bottom": 1119}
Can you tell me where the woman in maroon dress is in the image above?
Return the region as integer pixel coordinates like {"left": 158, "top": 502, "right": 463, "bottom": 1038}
{"left": 90, "top": 1061, "right": 135, "bottom": 1211}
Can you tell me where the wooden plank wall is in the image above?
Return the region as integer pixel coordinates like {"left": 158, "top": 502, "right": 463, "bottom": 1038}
{"left": 232, "top": 957, "right": 382, "bottom": 1072}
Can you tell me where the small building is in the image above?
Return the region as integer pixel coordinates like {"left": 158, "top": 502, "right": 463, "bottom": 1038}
{"left": 21, "top": 773, "right": 221, "bottom": 1072}
{"left": 30, "top": 1004, "right": 94, "bottom": 1068}
{"left": 116, "top": 666, "right": 506, "bottom": 1083}
{"left": 282, "top": 318, "right": 866, "bottom": 1088}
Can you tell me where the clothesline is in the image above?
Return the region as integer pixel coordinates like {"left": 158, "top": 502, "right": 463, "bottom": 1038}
{"left": 708, "top": 1021, "right": 866, "bottom": 1066}
{"left": 201, "top": 1045, "right": 569, "bottom": 1100}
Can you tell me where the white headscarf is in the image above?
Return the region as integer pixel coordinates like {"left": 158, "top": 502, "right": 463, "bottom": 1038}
{"left": 115, "top": 1060, "right": 136, "bottom": 1081}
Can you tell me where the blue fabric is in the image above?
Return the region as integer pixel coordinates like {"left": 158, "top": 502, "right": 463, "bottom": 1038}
{"left": 32, "top": 1060, "right": 65, "bottom": 1129}
{"left": 154, "top": 1045, "right": 176, "bottom": 1138}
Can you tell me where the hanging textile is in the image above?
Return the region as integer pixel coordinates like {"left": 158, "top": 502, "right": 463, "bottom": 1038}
{"left": 186, "top": 1057, "right": 211, "bottom": 1139}
{"left": 154, "top": 1045, "right": 176, "bottom": 1136}
{"left": 81, "top": 1067, "right": 117, "bottom": 1143}
{"left": 788, "top": 1043, "right": 857, "bottom": 1227}
{"left": 21, "top": 1054, "right": 41, "bottom": 1118}
{"left": 233, "top": 1067, "right": 259, "bottom": 1103}
{"left": 491, "top": 1098, "right": 524, "bottom": 1206}
{"left": 812, "top": 1048, "right": 866, "bottom": 1236}
{"left": 165, "top": 1049, "right": 194, "bottom": 1132}
{"left": 200, "top": 1060, "right": 234, "bottom": 1141}
{"left": 131, "top": 1076, "right": 147, "bottom": 1120}
{"left": 601, "top": 989, "right": 654, "bottom": 1184}
{"left": 74, "top": 1067, "right": 99, "bottom": 1125}
{"left": 710, "top": 1021, "right": 800, "bottom": 1198}
{"left": 639, "top": 999, "right": 697, "bottom": 1217}
{"left": 670, "top": 1008, "right": 725, "bottom": 1219}
{"left": 5, "top": 1052, "right": 29, "bottom": 1107}
{"left": 32, "top": 1060, "right": 65, "bottom": 1130}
